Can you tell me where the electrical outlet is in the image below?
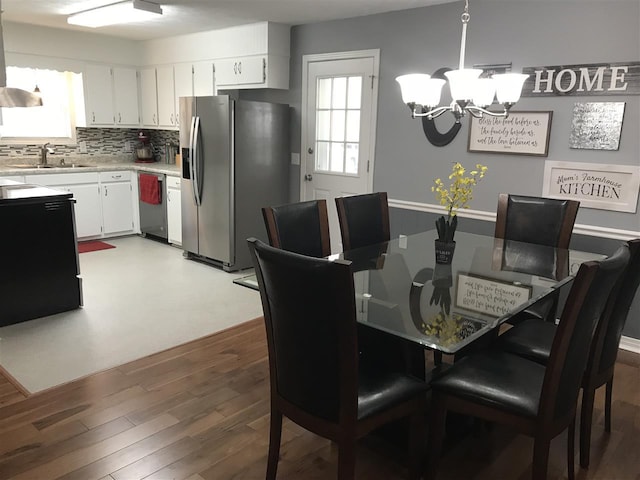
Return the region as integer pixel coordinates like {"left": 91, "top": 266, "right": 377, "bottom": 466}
{"left": 78, "top": 141, "right": 87, "bottom": 153}
{"left": 125, "top": 141, "right": 133, "bottom": 152}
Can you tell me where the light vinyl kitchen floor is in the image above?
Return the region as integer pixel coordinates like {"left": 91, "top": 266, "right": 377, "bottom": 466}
{"left": 0, "top": 236, "right": 262, "bottom": 393}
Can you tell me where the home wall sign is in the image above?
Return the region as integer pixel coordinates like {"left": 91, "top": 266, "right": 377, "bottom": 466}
{"left": 467, "top": 111, "right": 552, "bottom": 156}
{"left": 455, "top": 273, "right": 532, "bottom": 318}
{"left": 569, "top": 102, "right": 625, "bottom": 151}
{"left": 542, "top": 161, "right": 640, "bottom": 213}
{"left": 520, "top": 62, "right": 640, "bottom": 97}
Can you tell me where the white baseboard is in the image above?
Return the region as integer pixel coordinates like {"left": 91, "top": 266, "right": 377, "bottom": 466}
{"left": 388, "top": 198, "right": 640, "bottom": 241}
{"left": 620, "top": 335, "right": 640, "bottom": 354}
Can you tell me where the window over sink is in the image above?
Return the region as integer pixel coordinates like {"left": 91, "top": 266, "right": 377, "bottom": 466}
{"left": 0, "top": 66, "right": 84, "bottom": 144}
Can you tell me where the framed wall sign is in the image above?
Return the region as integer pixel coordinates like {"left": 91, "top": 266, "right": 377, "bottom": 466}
{"left": 543, "top": 161, "right": 640, "bottom": 213}
{"left": 455, "top": 273, "right": 533, "bottom": 318}
{"left": 468, "top": 111, "right": 553, "bottom": 156}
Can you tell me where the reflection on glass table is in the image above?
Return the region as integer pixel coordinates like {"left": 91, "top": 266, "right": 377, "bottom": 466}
{"left": 334, "top": 230, "right": 604, "bottom": 355}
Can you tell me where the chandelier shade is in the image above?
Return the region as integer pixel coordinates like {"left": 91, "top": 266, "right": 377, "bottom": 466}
{"left": 395, "top": 0, "right": 528, "bottom": 125}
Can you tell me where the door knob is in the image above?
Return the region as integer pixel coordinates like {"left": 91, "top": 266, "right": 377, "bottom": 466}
{"left": 307, "top": 147, "right": 314, "bottom": 154}
{"left": 304, "top": 174, "right": 313, "bottom": 181}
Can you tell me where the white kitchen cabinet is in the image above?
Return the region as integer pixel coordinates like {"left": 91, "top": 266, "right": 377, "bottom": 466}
{"left": 215, "top": 56, "right": 265, "bottom": 87}
{"left": 25, "top": 172, "right": 102, "bottom": 239}
{"left": 84, "top": 65, "right": 139, "bottom": 127}
{"left": 100, "top": 171, "right": 134, "bottom": 235}
{"left": 156, "top": 66, "right": 177, "bottom": 128}
{"left": 193, "top": 61, "right": 215, "bottom": 96}
{"left": 166, "top": 175, "right": 182, "bottom": 246}
{"left": 112, "top": 67, "right": 140, "bottom": 126}
{"left": 140, "top": 68, "right": 159, "bottom": 127}
{"left": 173, "top": 63, "right": 193, "bottom": 128}
{"left": 84, "top": 64, "right": 115, "bottom": 126}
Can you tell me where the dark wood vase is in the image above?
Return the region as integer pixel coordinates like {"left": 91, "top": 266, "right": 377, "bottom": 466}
{"left": 434, "top": 239, "right": 456, "bottom": 265}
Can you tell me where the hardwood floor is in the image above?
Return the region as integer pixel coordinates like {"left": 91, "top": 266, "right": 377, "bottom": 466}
{"left": 0, "top": 318, "right": 638, "bottom": 479}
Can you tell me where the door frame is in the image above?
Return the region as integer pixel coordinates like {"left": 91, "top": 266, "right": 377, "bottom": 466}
{"left": 299, "top": 49, "right": 380, "bottom": 200}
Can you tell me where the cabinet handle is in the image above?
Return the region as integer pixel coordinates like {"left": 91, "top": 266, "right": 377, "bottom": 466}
{"left": 233, "top": 62, "right": 237, "bottom": 74}
{"left": 175, "top": 113, "right": 179, "bottom": 125}
{"left": 170, "top": 113, "right": 174, "bottom": 125}
{"left": 118, "top": 113, "right": 122, "bottom": 123}
{"left": 153, "top": 113, "right": 157, "bottom": 124}
{"left": 167, "top": 190, "right": 171, "bottom": 201}
{"left": 105, "top": 186, "right": 108, "bottom": 197}
{"left": 238, "top": 61, "right": 242, "bottom": 74}
{"left": 92, "top": 112, "right": 95, "bottom": 122}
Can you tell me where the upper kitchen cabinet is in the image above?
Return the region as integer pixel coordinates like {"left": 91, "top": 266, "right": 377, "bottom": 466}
{"left": 156, "top": 66, "right": 177, "bottom": 128}
{"left": 213, "top": 23, "right": 290, "bottom": 90}
{"left": 84, "top": 64, "right": 139, "bottom": 127}
{"left": 193, "top": 62, "right": 215, "bottom": 96}
{"left": 140, "top": 68, "right": 159, "bottom": 127}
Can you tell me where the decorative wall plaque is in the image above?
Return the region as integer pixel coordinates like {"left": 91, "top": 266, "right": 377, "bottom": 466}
{"left": 569, "top": 102, "right": 625, "bottom": 150}
{"left": 542, "top": 161, "right": 640, "bottom": 213}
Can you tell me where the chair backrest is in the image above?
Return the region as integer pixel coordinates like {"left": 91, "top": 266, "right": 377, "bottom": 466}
{"left": 539, "top": 244, "right": 630, "bottom": 424}
{"left": 335, "top": 192, "right": 390, "bottom": 251}
{"left": 247, "top": 238, "right": 357, "bottom": 423}
{"left": 261, "top": 199, "right": 331, "bottom": 257}
{"left": 494, "top": 194, "right": 579, "bottom": 248}
{"left": 589, "top": 239, "right": 640, "bottom": 376}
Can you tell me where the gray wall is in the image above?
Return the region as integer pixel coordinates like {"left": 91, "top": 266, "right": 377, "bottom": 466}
{"left": 243, "top": 0, "right": 640, "bottom": 339}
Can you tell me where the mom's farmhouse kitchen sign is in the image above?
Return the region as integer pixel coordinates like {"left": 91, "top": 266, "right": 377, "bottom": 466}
{"left": 520, "top": 62, "right": 640, "bottom": 97}
{"left": 543, "top": 161, "right": 640, "bottom": 213}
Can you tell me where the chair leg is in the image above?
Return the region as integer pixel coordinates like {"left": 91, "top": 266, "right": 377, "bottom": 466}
{"left": 425, "top": 395, "right": 447, "bottom": 480}
{"left": 532, "top": 437, "right": 551, "bottom": 480}
{"left": 337, "top": 439, "right": 356, "bottom": 480}
{"left": 567, "top": 416, "right": 576, "bottom": 480}
{"left": 408, "top": 409, "right": 426, "bottom": 480}
{"left": 605, "top": 377, "right": 613, "bottom": 433}
{"left": 580, "top": 385, "right": 596, "bottom": 469}
{"left": 266, "top": 409, "right": 283, "bottom": 480}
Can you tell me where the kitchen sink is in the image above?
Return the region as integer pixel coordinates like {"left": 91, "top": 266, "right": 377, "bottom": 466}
{"left": 55, "top": 164, "right": 91, "bottom": 168}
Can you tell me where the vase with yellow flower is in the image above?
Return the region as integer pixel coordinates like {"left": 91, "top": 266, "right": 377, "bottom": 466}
{"left": 432, "top": 162, "right": 488, "bottom": 264}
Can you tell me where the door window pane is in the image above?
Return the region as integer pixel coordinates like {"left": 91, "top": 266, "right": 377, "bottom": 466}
{"left": 331, "top": 77, "right": 347, "bottom": 109}
{"left": 317, "top": 78, "right": 332, "bottom": 109}
{"left": 345, "top": 143, "right": 359, "bottom": 174}
{"left": 315, "top": 141, "right": 330, "bottom": 171}
{"left": 347, "top": 77, "right": 362, "bottom": 109}
{"left": 317, "top": 110, "right": 330, "bottom": 141}
{"left": 330, "top": 142, "right": 345, "bottom": 172}
{"left": 330, "top": 110, "right": 345, "bottom": 142}
{"left": 346, "top": 111, "right": 360, "bottom": 143}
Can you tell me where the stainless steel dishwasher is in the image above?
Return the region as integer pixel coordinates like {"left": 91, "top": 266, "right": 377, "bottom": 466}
{"left": 138, "top": 172, "right": 168, "bottom": 240}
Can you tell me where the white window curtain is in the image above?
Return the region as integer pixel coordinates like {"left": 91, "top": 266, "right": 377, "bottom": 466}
{"left": 0, "top": 66, "right": 83, "bottom": 142}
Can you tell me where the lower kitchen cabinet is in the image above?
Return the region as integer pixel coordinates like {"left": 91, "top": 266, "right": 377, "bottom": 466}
{"left": 166, "top": 175, "right": 182, "bottom": 245}
{"left": 100, "top": 171, "right": 134, "bottom": 235}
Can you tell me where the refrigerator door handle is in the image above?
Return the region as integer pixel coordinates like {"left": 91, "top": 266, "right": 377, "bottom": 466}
{"left": 189, "top": 116, "right": 198, "bottom": 206}
{"left": 193, "top": 116, "right": 202, "bottom": 206}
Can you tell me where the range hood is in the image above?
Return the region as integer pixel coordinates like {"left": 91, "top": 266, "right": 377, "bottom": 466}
{"left": 0, "top": 1, "right": 42, "bottom": 107}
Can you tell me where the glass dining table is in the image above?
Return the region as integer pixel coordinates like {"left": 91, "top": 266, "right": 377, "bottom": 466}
{"left": 332, "top": 230, "right": 605, "bottom": 356}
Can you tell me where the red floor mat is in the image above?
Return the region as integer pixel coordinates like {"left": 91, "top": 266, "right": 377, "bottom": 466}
{"left": 77, "top": 240, "right": 116, "bottom": 254}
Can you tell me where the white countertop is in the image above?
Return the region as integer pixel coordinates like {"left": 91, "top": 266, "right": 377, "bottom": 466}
{"left": 0, "top": 159, "right": 181, "bottom": 177}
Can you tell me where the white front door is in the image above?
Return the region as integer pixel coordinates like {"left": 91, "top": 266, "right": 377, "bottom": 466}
{"left": 301, "top": 50, "right": 380, "bottom": 253}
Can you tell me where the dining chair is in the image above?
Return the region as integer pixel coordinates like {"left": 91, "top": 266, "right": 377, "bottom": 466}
{"left": 495, "top": 193, "right": 580, "bottom": 324}
{"left": 335, "top": 191, "right": 427, "bottom": 376}
{"left": 335, "top": 192, "right": 390, "bottom": 251}
{"left": 261, "top": 199, "right": 331, "bottom": 257}
{"left": 496, "top": 239, "right": 640, "bottom": 468}
{"left": 247, "top": 238, "right": 428, "bottom": 480}
{"left": 425, "top": 244, "right": 630, "bottom": 480}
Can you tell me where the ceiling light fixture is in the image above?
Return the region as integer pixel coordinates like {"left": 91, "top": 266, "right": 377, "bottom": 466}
{"left": 395, "top": 0, "right": 528, "bottom": 125}
{"left": 67, "top": 0, "right": 163, "bottom": 28}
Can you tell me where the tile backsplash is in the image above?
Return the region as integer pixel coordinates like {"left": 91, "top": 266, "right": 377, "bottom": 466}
{"left": 0, "top": 128, "right": 180, "bottom": 160}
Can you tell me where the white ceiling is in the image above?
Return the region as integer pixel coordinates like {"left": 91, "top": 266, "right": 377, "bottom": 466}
{"left": 1, "top": 0, "right": 459, "bottom": 41}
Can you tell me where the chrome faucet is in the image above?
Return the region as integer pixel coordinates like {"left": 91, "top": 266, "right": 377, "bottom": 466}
{"left": 40, "top": 143, "right": 54, "bottom": 165}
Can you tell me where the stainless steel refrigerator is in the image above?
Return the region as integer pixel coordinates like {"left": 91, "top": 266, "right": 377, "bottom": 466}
{"left": 179, "top": 95, "right": 289, "bottom": 271}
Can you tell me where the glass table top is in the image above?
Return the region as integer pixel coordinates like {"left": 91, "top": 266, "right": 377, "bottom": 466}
{"left": 334, "top": 230, "right": 604, "bottom": 354}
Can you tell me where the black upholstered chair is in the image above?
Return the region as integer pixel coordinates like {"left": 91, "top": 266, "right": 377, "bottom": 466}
{"left": 497, "top": 239, "right": 640, "bottom": 468}
{"left": 262, "top": 199, "right": 331, "bottom": 257}
{"left": 425, "top": 245, "right": 630, "bottom": 480}
{"left": 335, "top": 192, "right": 390, "bottom": 251}
{"left": 247, "top": 238, "right": 428, "bottom": 480}
{"left": 495, "top": 193, "right": 580, "bottom": 324}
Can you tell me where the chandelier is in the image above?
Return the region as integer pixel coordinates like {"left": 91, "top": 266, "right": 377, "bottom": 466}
{"left": 396, "top": 0, "right": 528, "bottom": 123}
